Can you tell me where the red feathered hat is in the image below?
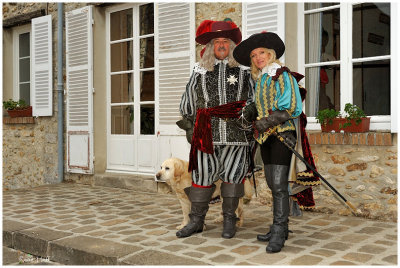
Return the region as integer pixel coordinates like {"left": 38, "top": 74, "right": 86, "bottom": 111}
{"left": 195, "top": 19, "right": 242, "bottom": 45}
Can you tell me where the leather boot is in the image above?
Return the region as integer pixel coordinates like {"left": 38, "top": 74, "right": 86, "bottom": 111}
{"left": 256, "top": 223, "right": 290, "bottom": 242}
{"left": 264, "top": 164, "right": 290, "bottom": 253}
{"left": 221, "top": 182, "right": 244, "bottom": 239}
{"left": 176, "top": 185, "right": 216, "bottom": 238}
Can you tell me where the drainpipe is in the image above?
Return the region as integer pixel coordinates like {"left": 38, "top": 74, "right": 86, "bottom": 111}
{"left": 57, "top": 3, "right": 64, "bottom": 182}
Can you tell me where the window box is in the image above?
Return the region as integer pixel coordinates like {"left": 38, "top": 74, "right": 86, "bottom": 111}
{"left": 6, "top": 106, "right": 32, "bottom": 118}
{"left": 320, "top": 117, "right": 370, "bottom": 133}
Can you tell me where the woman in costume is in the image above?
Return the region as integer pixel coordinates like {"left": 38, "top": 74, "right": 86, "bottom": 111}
{"left": 233, "top": 32, "right": 320, "bottom": 253}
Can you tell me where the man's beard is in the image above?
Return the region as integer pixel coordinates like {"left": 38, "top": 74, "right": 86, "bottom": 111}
{"left": 218, "top": 48, "right": 227, "bottom": 59}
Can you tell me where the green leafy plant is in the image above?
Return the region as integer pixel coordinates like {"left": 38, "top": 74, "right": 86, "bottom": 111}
{"left": 316, "top": 103, "right": 367, "bottom": 129}
{"left": 316, "top": 108, "right": 341, "bottom": 126}
{"left": 3, "top": 99, "right": 29, "bottom": 110}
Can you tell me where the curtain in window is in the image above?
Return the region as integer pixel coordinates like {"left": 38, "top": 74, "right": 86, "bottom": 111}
{"left": 307, "top": 4, "right": 322, "bottom": 116}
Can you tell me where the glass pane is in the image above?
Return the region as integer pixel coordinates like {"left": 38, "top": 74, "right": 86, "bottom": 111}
{"left": 305, "top": 3, "right": 338, "bottom": 11}
{"left": 111, "top": 105, "right": 134, "bottom": 134}
{"left": 19, "top": 58, "right": 30, "bottom": 82}
{"left": 111, "top": 41, "right": 133, "bottom": 72}
{"left": 19, "top": 83, "right": 30, "bottom": 106}
{"left": 110, "top": 9, "right": 133, "bottom": 41}
{"left": 140, "top": 104, "right": 154, "bottom": 135}
{"left": 139, "top": 3, "right": 154, "bottom": 35}
{"left": 305, "top": 9, "right": 340, "bottom": 64}
{"left": 111, "top": 73, "right": 134, "bottom": 103}
{"left": 305, "top": 65, "right": 340, "bottom": 116}
{"left": 140, "top": 70, "right": 154, "bottom": 101}
{"left": 353, "top": 3, "right": 390, "bottom": 58}
{"left": 140, "top": 37, "right": 154, "bottom": 68}
{"left": 353, "top": 60, "right": 390, "bottom": 115}
{"left": 19, "top": 32, "right": 30, "bottom": 57}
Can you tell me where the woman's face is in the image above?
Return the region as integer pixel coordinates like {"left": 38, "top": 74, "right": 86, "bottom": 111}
{"left": 250, "top": 47, "right": 271, "bottom": 70}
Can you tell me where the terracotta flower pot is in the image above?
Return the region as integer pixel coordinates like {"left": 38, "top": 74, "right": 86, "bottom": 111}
{"left": 320, "top": 117, "right": 370, "bottom": 133}
{"left": 7, "top": 106, "right": 32, "bottom": 118}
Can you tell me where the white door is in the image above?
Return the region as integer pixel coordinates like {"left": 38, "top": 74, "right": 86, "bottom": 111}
{"left": 106, "top": 3, "right": 156, "bottom": 173}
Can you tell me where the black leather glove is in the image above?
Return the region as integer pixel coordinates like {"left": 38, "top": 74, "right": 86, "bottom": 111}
{"left": 176, "top": 118, "right": 194, "bottom": 144}
{"left": 280, "top": 131, "right": 297, "bottom": 149}
{"left": 254, "top": 110, "right": 290, "bottom": 133}
{"left": 240, "top": 103, "right": 258, "bottom": 122}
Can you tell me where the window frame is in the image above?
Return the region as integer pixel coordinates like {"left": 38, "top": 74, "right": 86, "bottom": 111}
{"left": 298, "top": 2, "right": 394, "bottom": 132}
{"left": 106, "top": 3, "right": 156, "bottom": 137}
{"left": 12, "top": 24, "right": 31, "bottom": 103}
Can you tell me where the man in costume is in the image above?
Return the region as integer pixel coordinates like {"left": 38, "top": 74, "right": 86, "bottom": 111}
{"left": 176, "top": 19, "right": 254, "bottom": 239}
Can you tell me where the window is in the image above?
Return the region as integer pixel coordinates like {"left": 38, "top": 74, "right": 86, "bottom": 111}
{"left": 108, "top": 3, "right": 155, "bottom": 135}
{"left": 13, "top": 25, "right": 31, "bottom": 105}
{"left": 301, "top": 3, "right": 392, "bottom": 130}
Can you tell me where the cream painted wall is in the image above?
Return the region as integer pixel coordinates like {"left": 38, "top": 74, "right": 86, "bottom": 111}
{"left": 3, "top": 28, "right": 14, "bottom": 101}
{"left": 284, "top": 3, "right": 298, "bottom": 72}
{"left": 92, "top": 6, "right": 108, "bottom": 173}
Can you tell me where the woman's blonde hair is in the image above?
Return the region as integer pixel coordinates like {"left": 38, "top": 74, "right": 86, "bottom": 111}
{"left": 199, "top": 39, "right": 240, "bottom": 71}
{"left": 250, "top": 48, "right": 282, "bottom": 80}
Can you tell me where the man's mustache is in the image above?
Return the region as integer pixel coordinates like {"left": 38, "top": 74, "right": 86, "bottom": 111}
{"left": 217, "top": 47, "right": 226, "bottom": 51}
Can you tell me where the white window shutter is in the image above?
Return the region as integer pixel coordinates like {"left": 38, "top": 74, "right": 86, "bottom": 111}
{"left": 31, "top": 15, "right": 52, "bottom": 116}
{"left": 66, "top": 6, "right": 94, "bottom": 174}
{"left": 155, "top": 2, "right": 195, "bottom": 127}
{"left": 242, "top": 2, "right": 285, "bottom": 62}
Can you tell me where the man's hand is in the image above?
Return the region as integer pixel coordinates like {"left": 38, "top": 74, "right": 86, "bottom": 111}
{"left": 176, "top": 118, "right": 194, "bottom": 144}
{"left": 239, "top": 103, "right": 257, "bottom": 122}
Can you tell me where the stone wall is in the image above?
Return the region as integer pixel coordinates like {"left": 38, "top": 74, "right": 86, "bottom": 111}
{"left": 253, "top": 134, "right": 397, "bottom": 222}
{"left": 2, "top": 2, "right": 89, "bottom": 190}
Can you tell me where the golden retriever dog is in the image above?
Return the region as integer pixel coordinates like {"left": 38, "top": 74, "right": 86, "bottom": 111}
{"left": 155, "top": 157, "right": 253, "bottom": 230}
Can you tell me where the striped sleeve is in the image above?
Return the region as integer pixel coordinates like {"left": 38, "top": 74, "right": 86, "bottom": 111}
{"left": 179, "top": 70, "right": 199, "bottom": 119}
{"left": 274, "top": 71, "right": 302, "bottom": 118}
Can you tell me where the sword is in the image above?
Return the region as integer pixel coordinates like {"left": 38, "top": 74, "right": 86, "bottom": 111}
{"left": 272, "top": 130, "right": 359, "bottom": 215}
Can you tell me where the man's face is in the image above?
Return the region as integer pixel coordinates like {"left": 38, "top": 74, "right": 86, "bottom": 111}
{"left": 213, "top": 38, "right": 230, "bottom": 60}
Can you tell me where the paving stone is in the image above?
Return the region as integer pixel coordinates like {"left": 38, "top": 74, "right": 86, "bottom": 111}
{"left": 235, "top": 232, "right": 259, "bottom": 239}
{"left": 141, "top": 224, "right": 163, "bottom": 229}
{"left": 308, "top": 231, "right": 333, "bottom": 240}
{"left": 162, "top": 245, "right": 187, "bottom": 252}
{"left": 197, "top": 245, "right": 225, "bottom": 254}
{"left": 310, "top": 249, "right": 336, "bottom": 257}
{"left": 342, "top": 252, "right": 373, "bottom": 263}
{"left": 140, "top": 241, "right": 160, "bottom": 246}
{"left": 231, "top": 245, "right": 260, "bottom": 255}
{"left": 329, "top": 260, "right": 357, "bottom": 265}
{"left": 117, "top": 229, "right": 142, "bottom": 235}
{"left": 291, "top": 239, "right": 319, "bottom": 247}
{"left": 358, "top": 244, "right": 387, "bottom": 254}
{"left": 375, "top": 240, "right": 395, "bottom": 246}
{"left": 201, "top": 231, "right": 222, "bottom": 238}
{"left": 209, "top": 253, "right": 236, "bottom": 264}
{"left": 49, "top": 235, "right": 142, "bottom": 265}
{"left": 182, "top": 251, "right": 205, "bottom": 258}
{"left": 87, "top": 231, "right": 110, "bottom": 237}
{"left": 384, "top": 234, "right": 397, "bottom": 241}
{"left": 323, "top": 226, "right": 350, "bottom": 233}
{"left": 220, "top": 238, "right": 243, "bottom": 247}
{"left": 322, "top": 242, "right": 351, "bottom": 251}
{"left": 281, "top": 245, "right": 306, "bottom": 254}
{"left": 71, "top": 225, "right": 101, "bottom": 233}
{"left": 3, "top": 246, "right": 21, "bottom": 265}
{"left": 247, "top": 252, "right": 286, "bottom": 265}
{"left": 55, "top": 224, "right": 81, "bottom": 231}
{"left": 182, "top": 237, "right": 207, "bottom": 245}
{"left": 289, "top": 255, "right": 323, "bottom": 265}
{"left": 307, "top": 219, "right": 332, "bottom": 226}
{"left": 146, "top": 229, "right": 169, "bottom": 236}
{"left": 122, "top": 235, "right": 147, "bottom": 243}
{"left": 100, "top": 219, "right": 129, "bottom": 226}
{"left": 356, "top": 227, "right": 384, "bottom": 234}
{"left": 382, "top": 254, "right": 397, "bottom": 265}
{"left": 120, "top": 250, "right": 208, "bottom": 265}
{"left": 339, "top": 233, "right": 370, "bottom": 243}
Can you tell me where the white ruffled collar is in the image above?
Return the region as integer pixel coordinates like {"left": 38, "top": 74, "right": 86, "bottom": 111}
{"left": 215, "top": 58, "right": 229, "bottom": 65}
{"left": 258, "top": 62, "right": 282, "bottom": 78}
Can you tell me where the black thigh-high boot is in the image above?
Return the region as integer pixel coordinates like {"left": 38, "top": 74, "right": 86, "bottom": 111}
{"left": 220, "top": 182, "right": 245, "bottom": 239}
{"left": 176, "top": 184, "right": 216, "bottom": 238}
{"left": 264, "top": 164, "right": 290, "bottom": 253}
{"left": 256, "top": 165, "right": 290, "bottom": 243}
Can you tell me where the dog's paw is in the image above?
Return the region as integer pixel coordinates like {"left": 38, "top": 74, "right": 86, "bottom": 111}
{"left": 214, "top": 215, "right": 223, "bottom": 223}
{"left": 236, "top": 219, "right": 244, "bottom": 227}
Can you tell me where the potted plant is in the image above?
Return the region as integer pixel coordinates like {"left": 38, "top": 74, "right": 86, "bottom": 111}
{"left": 316, "top": 103, "right": 370, "bottom": 133}
{"left": 3, "top": 99, "right": 32, "bottom": 118}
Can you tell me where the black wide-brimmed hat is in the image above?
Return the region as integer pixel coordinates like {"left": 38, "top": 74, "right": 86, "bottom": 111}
{"left": 195, "top": 20, "right": 242, "bottom": 45}
{"left": 233, "top": 32, "right": 285, "bottom": 67}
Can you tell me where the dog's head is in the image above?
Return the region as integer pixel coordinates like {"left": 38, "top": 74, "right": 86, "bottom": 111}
{"left": 155, "top": 158, "right": 186, "bottom": 184}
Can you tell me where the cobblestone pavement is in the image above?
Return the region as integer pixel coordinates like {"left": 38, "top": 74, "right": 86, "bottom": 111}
{"left": 2, "top": 183, "right": 398, "bottom": 265}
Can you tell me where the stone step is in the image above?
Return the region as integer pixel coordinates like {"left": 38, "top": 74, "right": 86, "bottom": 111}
{"left": 93, "top": 172, "right": 158, "bottom": 193}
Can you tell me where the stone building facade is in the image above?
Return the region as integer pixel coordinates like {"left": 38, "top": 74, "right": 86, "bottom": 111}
{"left": 2, "top": 2, "right": 398, "bottom": 221}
